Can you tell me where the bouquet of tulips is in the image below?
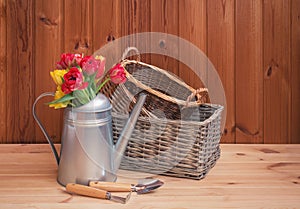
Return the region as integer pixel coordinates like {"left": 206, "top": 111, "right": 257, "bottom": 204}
{"left": 48, "top": 53, "right": 126, "bottom": 109}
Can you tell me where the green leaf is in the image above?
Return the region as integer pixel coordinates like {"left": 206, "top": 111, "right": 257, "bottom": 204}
{"left": 47, "top": 94, "right": 75, "bottom": 105}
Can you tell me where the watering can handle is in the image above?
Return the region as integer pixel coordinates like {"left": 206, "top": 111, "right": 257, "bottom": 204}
{"left": 32, "top": 92, "right": 60, "bottom": 165}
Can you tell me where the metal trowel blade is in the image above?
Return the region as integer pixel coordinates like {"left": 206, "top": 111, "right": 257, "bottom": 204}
{"left": 136, "top": 179, "right": 164, "bottom": 194}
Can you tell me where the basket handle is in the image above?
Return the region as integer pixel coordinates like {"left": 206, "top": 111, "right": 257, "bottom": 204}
{"left": 185, "top": 88, "right": 208, "bottom": 107}
{"left": 121, "top": 59, "right": 209, "bottom": 107}
{"left": 121, "top": 47, "right": 141, "bottom": 61}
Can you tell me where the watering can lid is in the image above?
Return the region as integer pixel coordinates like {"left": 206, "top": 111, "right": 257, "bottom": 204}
{"left": 72, "top": 93, "right": 112, "bottom": 113}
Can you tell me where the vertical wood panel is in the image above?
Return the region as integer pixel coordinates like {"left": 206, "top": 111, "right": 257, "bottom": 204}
{"left": 93, "top": 0, "right": 122, "bottom": 69}
{"left": 207, "top": 0, "right": 235, "bottom": 143}
{"left": 121, "top": 0, "right": 151, "bottom": 62}
{"left": 178, "top": 0, "right": 207, "bottom": 89}
{"left": 0, "top": 0, "right": 7, "bottom": 142}
{"left": 64, "top": 0, "right": 93, "bottom": 55}
{"left": 122, "top": 0, "right": 151, "bottom": 35}
{"left": 263, "top": 0, "right": 291, "bottom": 143}
{"left": 0, "top": 1, "right": 298, "bottom": 144}
{"left": 34, "top": 0, "right": 63, "bottom": 143}
{"left": 150, "top": 0, "right": 179, "bottom": 75}
{"left": 6, "top": 0, "right": 35, "bottom": 143}
{"left": 235, "top": 0, "right": 263, "bottom": 143}
{"left": 291, "top": 0, "right": 300, "bottom": 143}
{"left": 93, "top": 0, "right": 121, "bottom": 53}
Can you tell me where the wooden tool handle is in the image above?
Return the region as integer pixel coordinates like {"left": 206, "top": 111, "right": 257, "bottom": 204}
{"left": 89, "top": 181, "right": 132, "bottom": 192}
{"left": 66, "top": 183, "right": 108, "bottom": 199}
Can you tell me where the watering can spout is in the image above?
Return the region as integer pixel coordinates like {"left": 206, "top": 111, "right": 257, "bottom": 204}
{"left": 114, "top": 93, "right": 147, "bottom": 172}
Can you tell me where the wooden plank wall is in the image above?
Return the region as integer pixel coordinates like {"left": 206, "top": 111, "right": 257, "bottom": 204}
{"left": 236, "top": 0, "right": 263, "bottom": 143}
{"left": 0, "top": 0, "right": 299, "bottom": 144}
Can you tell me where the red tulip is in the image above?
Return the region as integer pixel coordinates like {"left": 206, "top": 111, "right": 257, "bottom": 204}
{"left": 109, "top": 64, "right": 127, "bottom": 84}
{"left": 56, "top": 53, "right": 82, "bottom": 69}
{"left": 61, "top": 67, "right": 88, "bottom": 94}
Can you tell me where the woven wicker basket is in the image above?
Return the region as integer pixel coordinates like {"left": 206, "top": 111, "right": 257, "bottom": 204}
{"left": 101, "top": 58, "right": 223, "bottom": 180}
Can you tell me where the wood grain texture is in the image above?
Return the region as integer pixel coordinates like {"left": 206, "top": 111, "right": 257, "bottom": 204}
{"left": 64, "top": 0, "right": 93, "bottom": 55}
{"left": 235, "top": 0, "right": 263, "bottom": 143}
{"left": 93, "top": 0, "right": 121, "bottom": 53}
{"left": 34, "top": 0, "right": 63, "bottom": 143}
{"left": 0, "top": 0, "right": 7, "bottom": 142}
{"left": 291, "top": 0, "right": 300, "bottom": 143}
{"left": 178, "top": 0, "right": 207, "bottom": 89}
{"left": 0, "top": 144, "right": 299, "bottom": 208}
{"left": 6, "top": 0, "right": 35, "bottom": 143}
{"left": 121, "top": 0, "right": 151, "bottom": 35}
{"left": 150, "top": 0, "right": 179, "bottom": 75}
{"left": 121, "top": 0, "right": 151, "bottom": 62}
{"left": 207, "top": 0, "right": 235, "bottom": 143}
{"left": 0, "top": 1, "right": 299, "bottom": 144}
{"left": 93, "top": 0, "right": 122, "bottom": 70}
{"left": 263, "top": 0, "right": 291, "bottom": 143}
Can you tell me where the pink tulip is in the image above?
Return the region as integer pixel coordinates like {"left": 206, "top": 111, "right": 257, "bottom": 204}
{"left": 79, "top": 56, "right": 104, "bottom": 78}
{"left": 109, "top": 64, "right": 127, "bottom": 84}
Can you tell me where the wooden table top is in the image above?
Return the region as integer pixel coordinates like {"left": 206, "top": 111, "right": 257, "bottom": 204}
{"left": 0, "top": 144, "right": 299, "bottom": 209}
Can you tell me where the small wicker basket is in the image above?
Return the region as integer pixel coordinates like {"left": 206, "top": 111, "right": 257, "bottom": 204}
{"left": 101, "top": 53, "right": 223, "bottom": 180}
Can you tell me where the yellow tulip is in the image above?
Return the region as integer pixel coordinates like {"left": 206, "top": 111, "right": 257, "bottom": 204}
{"left": 50, "top": 69, "right": 67, "bottom": 86}
{"left": 95, "top": 55, "right": 105, "bottom": 61}
{"left": 49, "top": 86, "right": 70, "bottom": 109}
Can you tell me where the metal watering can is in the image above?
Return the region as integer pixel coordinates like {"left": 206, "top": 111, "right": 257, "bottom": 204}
{"left": 33, "top": 92, "right": 146, "bottom": 186}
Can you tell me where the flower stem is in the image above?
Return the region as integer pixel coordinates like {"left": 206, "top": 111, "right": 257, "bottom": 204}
{"left": 88, "top": 86, "right": 96, "bottom": 99}
{"left": 96, "top": 77, "right": 110, "bottom": 93}
{"left": 83, "top": 88, "right": 91, "bottom": 102}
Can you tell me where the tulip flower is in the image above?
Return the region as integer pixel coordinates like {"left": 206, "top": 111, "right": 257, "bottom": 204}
{"left": 49, "top": 53, "right": 126, "bottom": 109}
{"left": 56, "top": 53, "right": 82, "bottom": 69}
{"left": 109, "top": 63, "right": 127, "bottom": 84}
{"left": 50, "top": 69, "right": 67, "bottom": 86}
{"left": 49, "top": 86, "right": 70, "bottom": 109}
{"left": 61, "top": 67, "right": 88, "bottom": 94}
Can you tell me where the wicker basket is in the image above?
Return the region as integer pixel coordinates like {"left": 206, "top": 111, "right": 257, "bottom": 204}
{"left": 100, "top": 58, "right": 223, "bottom": 180}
